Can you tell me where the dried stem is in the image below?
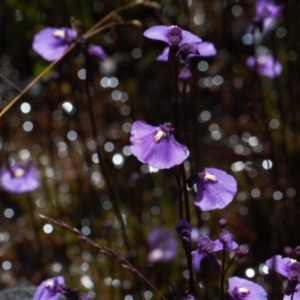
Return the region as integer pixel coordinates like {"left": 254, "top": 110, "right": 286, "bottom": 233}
{"left": 39, "top": 215, "right": 167, "bottom": 300}
{"left": 0, "top": 44, "right": 75, "bottom": 118}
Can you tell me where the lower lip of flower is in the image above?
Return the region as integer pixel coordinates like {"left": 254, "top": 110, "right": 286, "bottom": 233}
{"left": 14, "top": 168, "right": 25, "bottom": 178}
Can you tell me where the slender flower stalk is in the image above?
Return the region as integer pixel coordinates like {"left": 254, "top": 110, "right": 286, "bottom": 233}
{"left": 84, "top": 53, "right": 131, "bottom": 251}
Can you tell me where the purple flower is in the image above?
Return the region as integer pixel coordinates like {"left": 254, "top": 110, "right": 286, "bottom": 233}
{"left": 266, "top": 255, "right": 300, "bottom": 297}
{"left": 226, "top": 277, "right": 267, "bottom": 300}
{"left": 130, "top": 121, "right": 188, "bottom": 169}
{"left": 191, "top": 236, "right": 223, "bottom": 272}
{"left": 192, "top": 235, "right": 238, "bottom": 272}
{"left": 144, "top": 25, "right": 201, "bottom": 47}
{"left": 34, "top": 276, "right": 64, "bottom": 300}
{"left": 246, "top": 55, "right": 282, "bottom": 78}
{"left": 255, "top": 0, "right": 284, "bottom": 19}
{"left": 33, "top": 27, "right": 107, "bottom": 62}
{"left": 0, "top": 162, "right": 40, "bottom": 193}
{"left": 147, "top": 227, "right": 177, "bottom": 263}
{"left": 253, "top": 0, "right": 284, "bottom": 33}
{"left": 187, "top": 168, "right": 237, "bottom": 211}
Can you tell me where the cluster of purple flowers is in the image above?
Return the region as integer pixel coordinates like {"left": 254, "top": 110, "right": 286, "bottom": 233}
{"left": 2, "top": 0, "right": 286, "bottom": 298}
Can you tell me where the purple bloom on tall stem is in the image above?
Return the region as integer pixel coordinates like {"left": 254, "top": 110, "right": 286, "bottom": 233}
{"left": 187, "top": 168, "right": 237, "bottom": 211}
{"left": 130, "top": 121, "right": 188, "bottom": 169}
{"left": 33, "top": 27, "right": 107, "bottom": 62}
{"left": 144, "top": 25, "right": 201, "bottom": 46}
{"left": 147, "top": 227, "right": 177, "bottom": 263}
{"left": 246, "top": 55, "right": 282, "bottom": 78}
{"left": 0, "top": 162, "right": 40, "bottom": 193}
{"left": 226, "top": 277, "right": 267, "bottom": 300}
{"left": 34, "top": 276, "right": 65, "bottom": 300}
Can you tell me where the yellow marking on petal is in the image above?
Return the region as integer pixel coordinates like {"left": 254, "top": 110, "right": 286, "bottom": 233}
{"left": 53, "top": 30, "right": 65, "bottom": 38}
{"left": 204, "top": 172, "right": 217, "bottom": 182}
{"left": 154, "top": 130, "right": 164, "bottom": 142}
{"left": 14, "top": 168, "right": 25, "bottom": 178}
{"left": 238, "top": 287, "right": 249, "bottom": 294}
{"left": 45, "top": 280, "right": 54, "bottom": 287}
{"left": 257, "top": 57, "right": 266, "bottom": 64}
{"left": 290, "top": 259, "right": 297, "bottom": 263}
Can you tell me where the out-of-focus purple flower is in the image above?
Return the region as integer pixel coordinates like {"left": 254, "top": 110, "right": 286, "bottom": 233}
{"left": 147, "top": 227, "right": 177, "bottom": 263}
{"left": 33, "top": 27, "right": 107, "bottom": 62}
{"left": 255, "top": 0, "right": 284, "bottom": 19}
{"left": 175, "top": 219, "right": 192, "bottom": 248}
{"left": 254, "top": 0, "right": 284, "bottom": 33}
{"left": 187, "top": 168, "right": 237, "bottom": 211}
{"left": 191, "top": 236, "right": 223, "bottom": 272}
{"left": 144, "top": 25, "right": 201, "bottom": 47}
{"left": 34, "top": 276, "right": 64, "bottom": 300}
{"left": 0, "top": 162, "right": 40, "bottom": 193}
{"left": 130, "top": 121, "right": 188, "bottom": 169}
{"left": 226, "top": 277, "right": 267, "bottom": 300}
{"left": 266, "top": 255, "right": 300, "bottom": 297}
{"left": 246, "top": 55, "right": 282, "bottom": 78}
{"left": 178, "top": 66, "right": 193, "bottom": 82}
{"left": 157, "top": 42, "right": 217, "bottom": 62}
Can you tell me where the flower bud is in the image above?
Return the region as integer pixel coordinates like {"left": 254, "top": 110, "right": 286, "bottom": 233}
{"left": 175, "top": 219, "right": 192, "bottom": 248}
{"left": 234, "top": 244, "right": 249, "bottom": 258}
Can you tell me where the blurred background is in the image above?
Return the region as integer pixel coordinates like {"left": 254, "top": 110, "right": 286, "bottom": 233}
{"left": 0, "top": 0, "right": 298, "bottom": 299}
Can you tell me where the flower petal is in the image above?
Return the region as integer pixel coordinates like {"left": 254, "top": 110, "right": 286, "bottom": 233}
{"left": 228, "top": 277, "right": 267, "bottom": 300}
{"left": 196, "top": 42, "right": 217, "bottom": 57}
{"left": 194, "top": 168, "right": 237, "bottom": 211}
{"left": 265, "top": 255, "right": 291, "bottom": 277}
{"left": 156, "top": 47, "right": 169, "bottom": 61}
{"left": 32, "top": 27, "right": 76, "bottom": 61}
{"left": 191, "top": 250, "right": 204, "bottom": 273}
{"left": 87, "top": 44, "right": 107, "bottom": 61}
{"left": 130, "top": 121, "right": 188, "bottom": 169}
{"left": 181, "top": 30, "right": 202, "bottom": 44}
{"left": 143, "top": 26, "right": 170, "bottom": 43}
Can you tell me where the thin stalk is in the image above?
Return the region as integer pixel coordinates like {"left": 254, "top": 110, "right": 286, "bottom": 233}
{"left": 0, "top": 44, "right": 75, "bottom": 118}
{"left": 26, "top": 193, "right": 46, "bottom": 270}
{"left": 85, "top": 1, "right": 144, "bottom": 36}
{"left": 224, "top": 256, "right": 235, "bottom": 274}
{"left": 175, "top": 167, "right": 184, "bottom": 219}
{"left": 86, "top": 20, "right": 141, "bottom": 38}
{"left": 220, "top": 245, "right": 226, "bottom": 300}
{"left": 180, "top": 164, "right": 190, "bottom": 223}
{"left": 185, "top": 247, "right": 196, "bottom": 296}
{"left": 291, "top": 292, "right": 295, "bottom": 300}
{"left": 84, "top": 53, "right": 131, "bottom": 251}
